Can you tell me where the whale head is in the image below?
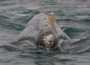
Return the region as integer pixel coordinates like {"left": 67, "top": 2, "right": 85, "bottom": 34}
{"left": 37, "top": 31, "right": 58, "bottom": 50}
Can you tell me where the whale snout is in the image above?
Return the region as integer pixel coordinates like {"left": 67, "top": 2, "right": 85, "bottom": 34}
{"left": 37, "top": 31, "right": 58, "bottom": 49}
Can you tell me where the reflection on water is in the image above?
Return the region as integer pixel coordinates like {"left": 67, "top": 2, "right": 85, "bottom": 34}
{"left": 0, "top": 45, "right": 61, "bottom": 65}
{"left": 0, "top": 35, "right": 90, "bottom": 65}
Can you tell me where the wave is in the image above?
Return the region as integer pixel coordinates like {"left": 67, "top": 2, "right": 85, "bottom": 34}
{"left": 0, "top": 7, "right": 39, "bottom": 31}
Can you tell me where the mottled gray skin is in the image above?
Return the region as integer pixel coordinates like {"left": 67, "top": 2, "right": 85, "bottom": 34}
{"left": 9, "top": 13, "right": 89, "bottom": 54}
{"left": 10, "top": 13, "right": 62, "bottom": 50}
{"left": 9, "top": 13, "right": 75, "bottom": 52}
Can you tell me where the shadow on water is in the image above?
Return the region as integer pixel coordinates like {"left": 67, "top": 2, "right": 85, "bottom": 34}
{"left": 0, "top": 44, "right": 75, "bottom": 65}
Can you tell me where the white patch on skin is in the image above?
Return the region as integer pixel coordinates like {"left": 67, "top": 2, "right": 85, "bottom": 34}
{"left": 43, "top": 34, "right": 54, "bottom": 45}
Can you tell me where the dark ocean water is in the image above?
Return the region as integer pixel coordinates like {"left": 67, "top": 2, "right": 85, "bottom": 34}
{"left": 0, "top": 0, "right": 90, "bottom": 65}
